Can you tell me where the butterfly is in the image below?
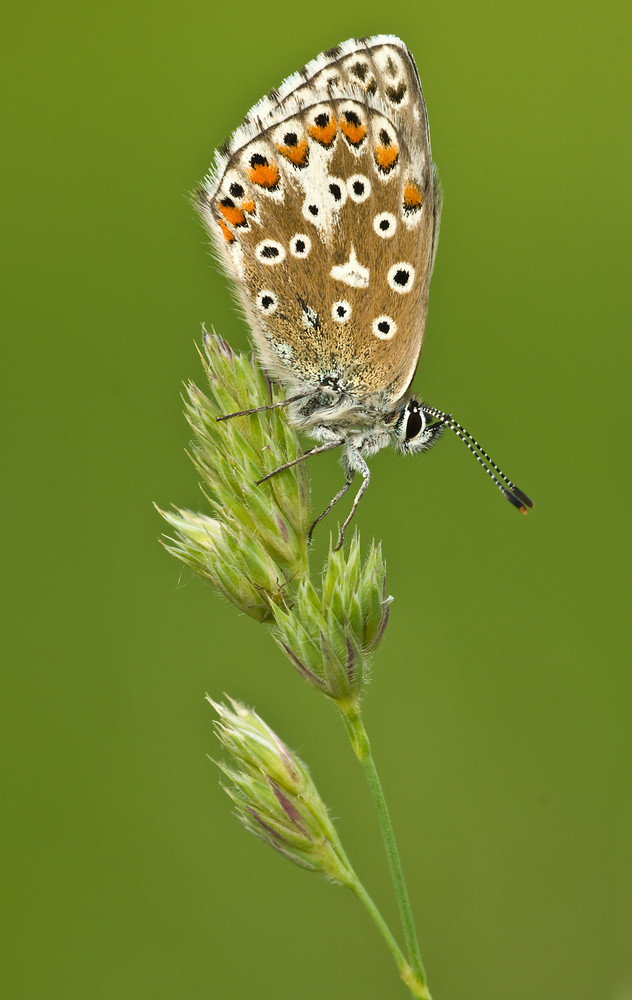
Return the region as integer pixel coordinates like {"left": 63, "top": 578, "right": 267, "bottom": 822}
{"left": 195, "top": 35, "right": 532, "bottom": 547}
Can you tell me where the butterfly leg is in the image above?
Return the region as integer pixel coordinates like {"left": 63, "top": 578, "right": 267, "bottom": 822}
{"left": 307, "top": 474, "right": 354, "bottom": 545}
{"left": 255, "top": 437, "right": 344, "bottom": 485}
{"left": 333, "top": 449, "right": 371, "bottom": 551}
{"left": 216, "top": 390, "right": 314, "bottom": 422}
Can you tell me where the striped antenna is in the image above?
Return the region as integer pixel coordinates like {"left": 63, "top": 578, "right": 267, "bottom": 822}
{"left": 421, "top": 404, "right": 533, "bottom": 513}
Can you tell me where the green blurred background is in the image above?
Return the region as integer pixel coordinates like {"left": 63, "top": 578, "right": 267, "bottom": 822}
{"left": 3, "top": 1, "right": 630, "bottom": 997}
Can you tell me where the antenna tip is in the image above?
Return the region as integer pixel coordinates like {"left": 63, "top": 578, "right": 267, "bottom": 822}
{"left": 511, "top": 486, "right": 534, "bottom": 509}
{"left": 503, "top": 488, "right": 534, "bottom": 513}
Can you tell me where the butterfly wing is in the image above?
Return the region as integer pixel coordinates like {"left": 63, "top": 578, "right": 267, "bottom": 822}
{"left": 197, "top": 35, "right": 442, "bottom": 409}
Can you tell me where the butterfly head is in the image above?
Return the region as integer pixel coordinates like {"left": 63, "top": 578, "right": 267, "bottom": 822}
{"left": 392, "top": 397, "right": 444, "bottom": 455}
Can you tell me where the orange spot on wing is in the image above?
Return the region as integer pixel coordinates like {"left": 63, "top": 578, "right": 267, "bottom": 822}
{"left": 339, "top": 118, "right": 367, "bottom": 146}
{"left": 218, "top": 219, "right": 235, "bottom": 243}
{"left": 277, "top": 137, "right": 309, "bottom": 166}
{"left": 241, "top": 198, "right": 256, "bottom": 214}
{"left": 308, "top": 116, "right": 337, "bottom": 147}
{"left": 248, "top": 159, "right": 280, "bottom": 189}
{"left": 218, "top": 201, "right": 247, "bottom": 227}
{"left": 374, "top": 144, "right": 399, "bottom": 173}
{"left": 403, "top": 182, "right": 423, "bottom": 211}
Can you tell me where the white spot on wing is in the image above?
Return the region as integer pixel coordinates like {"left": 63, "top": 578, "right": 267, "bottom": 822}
{"left": 272, "top": 341, "right": 294, "bottom": 362}
{"left": 302, "top": 198, "right": 321, "bottom": 224}
{"left": 301, "top": 304, "right": 319, "bottom": 329}
{"left": 332, "top": 300, "right": 351, "bottom": 322}
{"left": 387, "top": 261, "right": 415, "bottom": 293}
{"left": 289, "top": 234, "right": 311, "bottom": 257}
{"left": 256, "top": 289, "right": 278, "bottom": 313}
{"left": 347, "top": 174, "right": 371, "bottom": 202}
{"left": 373, "top": 211, "right": 397, "bottom": 238}
{"left": 372, "top": 315, "right": 397, "bottom": 340}
{"left": 326, "top": 177, "right": 347, "bottom": 207}
{"left": 330, "top": 245, "right": 369, "bottom": 288}
{"left": 255, "top": 240, "right": 286, "bottom": 265}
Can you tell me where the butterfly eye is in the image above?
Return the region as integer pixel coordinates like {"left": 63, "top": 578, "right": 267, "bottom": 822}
{"left": 405, "top": 405, "right": 424, "bottom": 441}
{"left": 394, "top": 400, "right": 428, "bottom": 452}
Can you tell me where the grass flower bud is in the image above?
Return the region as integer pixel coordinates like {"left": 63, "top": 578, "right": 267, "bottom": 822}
{"left": 158, "top": 332, "right": 313, "bottom": 616}
{"left": 272, "top": 535, "right": 392, "bottom": 701}
{"left": 158, "top": 508, "right": 287, "bottom": 621}
{"left": 209, "top": 698, "right": 356, "bottom": 884}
